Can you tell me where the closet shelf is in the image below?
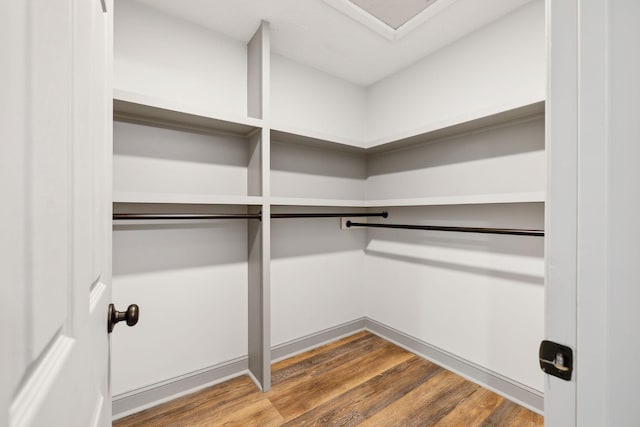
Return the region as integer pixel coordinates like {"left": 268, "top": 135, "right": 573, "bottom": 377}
{"left": 113, "top": 191, "right": 264, "bottom": 206}
{"left": 270, "top": 100, "right": 544, "bottom": 153}
{"left": 367, "top": 100, "right": 545, "bottom": 152}
{"left": 114, "top": 89, "right": 262, "bottom": 136}
{"left": 271, "top": 126, "right": 368, "bottom": 151}
{"left": 270, "top": 197, "right": 367, "bottom": 207}
{"left": 365, "top": 192, "right": 545, "bottom": 207}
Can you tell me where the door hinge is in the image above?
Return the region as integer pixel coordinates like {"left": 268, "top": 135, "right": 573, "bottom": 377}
{"left": 539, "top": 340, "right": 573, "bottom": 381}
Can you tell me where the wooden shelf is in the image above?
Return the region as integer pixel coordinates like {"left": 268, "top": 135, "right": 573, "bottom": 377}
{"left": 367, "top": 100, "right": 545, "bottom": 152}
{"left": 114, "top": 89, "right": 262, "bottom": 137}
{"left": 365, "top": 192, "right": 545, "bottom": 207}
{"left": 113, "top": 192, "right": 264, "bottom": 206}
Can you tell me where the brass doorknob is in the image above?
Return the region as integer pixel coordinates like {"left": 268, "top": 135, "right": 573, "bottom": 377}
{"left": 108, "top": 303, "right": 139, "bottom": 333}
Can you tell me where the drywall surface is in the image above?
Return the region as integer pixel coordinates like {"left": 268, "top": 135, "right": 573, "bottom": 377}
{"left": 111, "top": 222, "right": 248, "bottom": 396}
{"left": 271, "top": 54, "right": 368, "bottom": 143}
{"left": 366, "top": 116, "right": 545, "bottom": 200}
{"left": 363, "top": 204, "right": 545, "bottom": 392}
{"left": 270, "top": 214, "right": 367, "bottom": 346}
{"left": 114, "top": 0, "right": 247, "bottom": 116}
{"left": 367, "top": 0, "right": 545, "bottom": 142}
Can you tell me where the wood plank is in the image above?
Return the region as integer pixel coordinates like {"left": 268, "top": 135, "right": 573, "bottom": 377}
{"left": 194, "top": 397, "right": 284, "bottom": 426}
{"left": 271, "top": 330, "right": 370, "bottom": 383}
{"left": 268, "top": 336, "right": 413, "bottom": 420}
{"left": 270, "top": 332, "right": 391, "bottom": 392}
{"left": 282, "top": 356, "right": 443, "bottom": 426}
{"left": 479, "top": 400, "right": 544, "bottom": 427}
{"left": 114, "top": 376, "right": 263, "bottom": 427}
{"left": 435, "top": 387, "right": 505, "bottom": 426}
{"left": 359, "top": 370, "right": 479, "bottom": 427}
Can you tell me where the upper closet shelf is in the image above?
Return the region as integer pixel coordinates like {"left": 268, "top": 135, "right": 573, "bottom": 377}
{"left": 270, "top": 197, "right": 367, "bottom": 207}
{"left": 367, "top": 100, "right": 545, "bottom": 152}
{"left": 114, "top": 89, "right": 262, "bottom": 136}
{"left": 271, "top": 126, "right": 367, "bottom": 152}
{"left": 365, "top": 192, "right": 545, "bottom": 207}
{"left": 270, "top": 100, "right": 544, "bottom": 153}
{"left": 113, "top": 191, "right": 264, "bottom": 206}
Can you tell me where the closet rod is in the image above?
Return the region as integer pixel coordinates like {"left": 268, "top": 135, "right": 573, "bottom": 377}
{"left": 345, "top": 221, "right": 544, "bottom": 237}
{"left": 112, "top": 212, "right": 388, "bottom": 221}
{"left": 113, "top": 213, "right": 261, "bottom": 220}
{"left": 271, "top": 212, "right": 388, "bottom": 219}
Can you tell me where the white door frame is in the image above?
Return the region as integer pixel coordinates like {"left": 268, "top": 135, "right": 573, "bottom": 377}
{"left": 546, "top": 1, "right": 640, "bottom": 425}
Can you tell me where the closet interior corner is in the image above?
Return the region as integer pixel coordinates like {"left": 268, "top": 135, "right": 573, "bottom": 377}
{"left": 111, "top": 0, "right": 547, "bottom": 419}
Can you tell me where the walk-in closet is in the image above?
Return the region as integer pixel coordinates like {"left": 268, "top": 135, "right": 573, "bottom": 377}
{"left": 111, "top": 0, "right": 545, "bottom": 420}
{"left": 7, "top": 0, "right": 640, "bottom": 425}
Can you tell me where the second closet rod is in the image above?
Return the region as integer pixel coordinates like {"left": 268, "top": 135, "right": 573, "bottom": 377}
{"left": 346, "top": 221, "right": 544, "bottom": 237}
{"left": 113, "top": 212, "right": 388, "bottom": 221}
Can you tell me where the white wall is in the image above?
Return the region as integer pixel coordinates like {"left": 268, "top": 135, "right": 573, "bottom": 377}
{"left": 367, "top": 117, "right": 545, "bottom": 200}
{"left": 114, "top": 0, "right": 247, "bottom": 116}
{"left": 111, "top": 219, "right": 249, "bottom": 396}
{"left": 113, "top": 121, "right": 250, "bottom": 197}
{"left": 363, "top": 204, "right": 545, "bottom": 392}
{"left": 271, "top": 211, "right": 367, "bottom": 346}
{"left": 271, "top": 54, "right": 368, "bottom": 143}
{"left": 271, "top": 139, "right": 367, "bottom": 201}
{"left": 367, "top": 0, "right": 545, "bottom": 143}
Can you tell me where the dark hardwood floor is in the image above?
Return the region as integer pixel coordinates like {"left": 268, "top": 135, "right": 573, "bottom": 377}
{"left": 114, "top": 331, "right": 543, "bottom": 426}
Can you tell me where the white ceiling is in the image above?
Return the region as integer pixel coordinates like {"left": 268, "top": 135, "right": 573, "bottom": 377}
{"left": 133, "top": 0, "right": 534, "bottom": 86}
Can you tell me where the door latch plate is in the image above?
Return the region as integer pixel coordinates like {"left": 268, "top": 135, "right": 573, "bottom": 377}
{"left": 539, "top": 340, "right": 573, "bottom": 381}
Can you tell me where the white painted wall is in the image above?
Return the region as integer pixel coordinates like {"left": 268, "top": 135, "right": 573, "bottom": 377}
{"left": 367, "top": 117, "right": 545, "bottom": 200}
{"left": 114, "top": 0, "right": 247, "bottom": 117}
{"left": 271, "top": 54, "right": 368, "bottom": 143}
{"left": 271, "top": 139, "right": 367, "bottom": 201}
{"left": 363, "top": 204, "right": 545, "bottom": 392}
{"left": 366, "top": 0, "right": 545, "bottom": 143}
{"left": 270, "top": 212, "right": 367, "bottom": 346}
{"left": 113, "top": 121, "right": 250, "bottom": 197}
{"left": 111, "top": 221, "right": 248, "bottom": 396}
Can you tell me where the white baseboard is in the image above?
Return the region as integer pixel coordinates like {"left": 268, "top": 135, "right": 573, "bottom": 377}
{"left": 112, "top": 356, "right": 248, "bottom": 420}
{"left": 113, "top": 317, "right": 543, "bottom": 420}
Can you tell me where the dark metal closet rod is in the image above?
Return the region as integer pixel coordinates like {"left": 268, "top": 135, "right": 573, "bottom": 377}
{"left": 112, "top": 213, "right": 261, "bottom": 220}
{"left": 345, "top": 221, "right": 544, "bottom": 237}
{"left": 271, "top": 212, "right": 388, "bottom": 219}
{"left": 113, "top": 212, "right": 388, "bottom": 221}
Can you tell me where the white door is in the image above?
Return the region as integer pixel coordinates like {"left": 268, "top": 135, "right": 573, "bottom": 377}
{"left": 1, "top": 0, "right": 114, "bottom": 426}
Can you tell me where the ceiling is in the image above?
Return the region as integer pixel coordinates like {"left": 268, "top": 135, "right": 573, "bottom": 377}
{"left": 133, "top": 0, "right": 534, "bottom": 86}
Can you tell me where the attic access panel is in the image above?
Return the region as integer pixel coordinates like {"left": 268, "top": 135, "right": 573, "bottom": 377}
{"left": 325, "top": 0, "right": 456, "bottom": 40}
{"left": 349, "top": 0, "right": 438, "bottom": 29}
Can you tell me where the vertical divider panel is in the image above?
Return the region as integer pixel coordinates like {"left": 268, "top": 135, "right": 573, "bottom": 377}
{"left": 247, "top": 21, "right": 271, "bottom": 391}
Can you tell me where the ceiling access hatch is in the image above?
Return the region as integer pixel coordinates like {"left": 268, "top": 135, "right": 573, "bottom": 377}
{"left": 349, "top": 0, "right": 439, "bottom": 29}
{"left": 325, "top": 0, "right": 458, "bottom": 40}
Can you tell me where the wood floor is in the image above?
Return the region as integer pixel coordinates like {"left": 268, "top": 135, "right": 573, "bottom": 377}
{"left": 114, "top": 331, "right": 543, "bottom": 426}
